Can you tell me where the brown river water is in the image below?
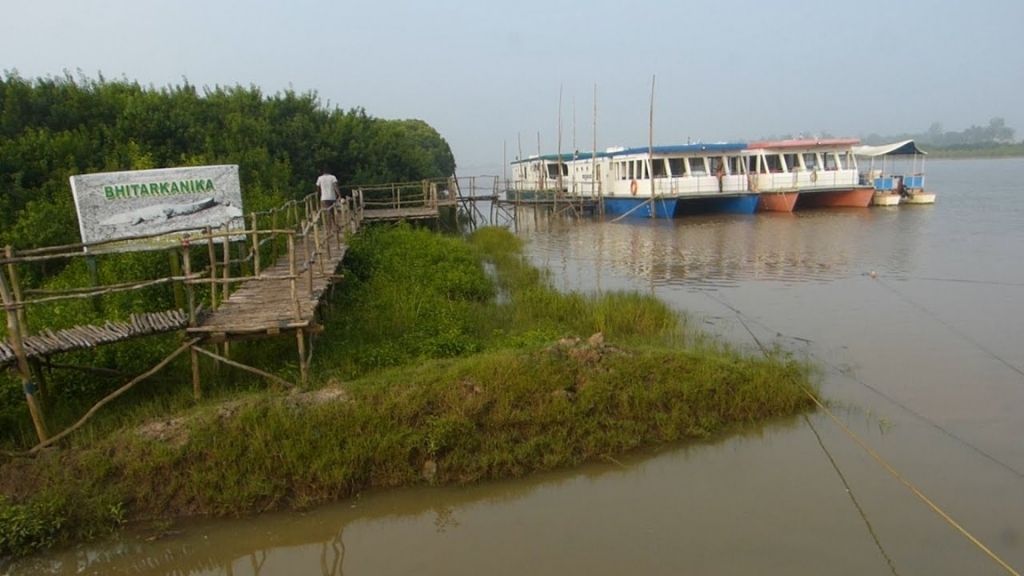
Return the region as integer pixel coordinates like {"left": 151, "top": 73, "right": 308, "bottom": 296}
{"left": 8, "top": 158, "right": 1024, "bottom": 575}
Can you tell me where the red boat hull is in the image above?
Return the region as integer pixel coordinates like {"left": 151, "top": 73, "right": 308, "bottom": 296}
{"left": 757, "top": 192, "right": 798, "bottom": 212}
{"left": 796, "top": 187, "right": 874, "bottom": 209}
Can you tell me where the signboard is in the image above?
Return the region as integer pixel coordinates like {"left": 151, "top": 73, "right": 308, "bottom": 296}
{"left": 70, "top": 165, "right": 243, "bottom": 253}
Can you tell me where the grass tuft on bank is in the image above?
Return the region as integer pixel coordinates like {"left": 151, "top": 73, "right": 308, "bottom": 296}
{"left": 0, "top": 225, "right": 816, "bottom": 558}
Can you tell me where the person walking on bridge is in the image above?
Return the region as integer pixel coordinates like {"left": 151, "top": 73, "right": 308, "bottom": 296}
{"left": 316, "top": 167, "right": 340, "bottom": 228}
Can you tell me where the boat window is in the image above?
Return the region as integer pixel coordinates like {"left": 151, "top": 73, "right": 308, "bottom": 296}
{"left": 751, "top": 155, "right": 765, "bottom": 174}
{"left": 802, "top": 153, "right": 818, "bottom": 171}
{"left": 727, "top": 156, "right": 745, "bottom": 174}
{"left": 783, "top": 154, "right": 800, "bottom": 172}
{"left": 710, "top": 157, "right": 726, "bottom": 175}
{"left": 547, "top": 163, "right": 567, "bottom": 178}
{"left": 765, "top": 154, "right": 783, "bottom": 173}
{"left": 668, "top": 158, "right": 685, "bottom": 177}
{"left": 823, "top": 153, "right": 838, "bottom": 171}
{"left": 651, "top": 158, "right": 667, "bottom": 178}
{"left": 688, "top": 157, "right": 708, "bottom": 176}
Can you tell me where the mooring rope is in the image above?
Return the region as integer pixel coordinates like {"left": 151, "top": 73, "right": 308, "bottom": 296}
{"left": 803, "top": 413, "right": 901, "bottom": 576}
{"left": 706, "top": 289, "right": 1024, "bottom": 481}
{"left": 730, "top": 310, "right": 901, "bottom": 575}
{"left": 705, "top": 290, "right": 1021, "bottom": 576}
{"left": 872, "top": 275, "right": 1024, "bottom": 380}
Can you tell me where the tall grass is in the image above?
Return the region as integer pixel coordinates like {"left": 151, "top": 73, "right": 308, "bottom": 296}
{"left": 0, "top": 225, "right": 817, "bottom": 557}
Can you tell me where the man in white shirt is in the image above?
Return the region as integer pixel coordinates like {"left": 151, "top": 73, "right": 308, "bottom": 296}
{"left": 316, "top": 168, "right": 339, "bottom": 227}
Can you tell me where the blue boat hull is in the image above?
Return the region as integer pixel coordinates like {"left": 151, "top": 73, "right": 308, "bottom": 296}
{"left": 676, "top": 195, "right": 759, "bottom": 216}
{"left": 603, "top": 195, "right": 758, "bottom": 218}
{"left": 602, "top": 197, "right": 678, "bottom": 219}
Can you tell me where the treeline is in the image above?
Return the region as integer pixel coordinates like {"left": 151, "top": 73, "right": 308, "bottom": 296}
{"left": 0, "top": 72, "right": 456, "bottom": 250}
{"left": 863, "top": 117, "right": 1019, "bottom": 150}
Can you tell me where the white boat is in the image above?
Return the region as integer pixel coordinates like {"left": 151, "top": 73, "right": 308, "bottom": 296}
{"left": 745, "top": 139, "right": 870, "bottom": 211}
{"left": 564, "top": 143, "right": 758, "bottom": 218}
{"left": 853, "top": 140, "right": 935, "bottom": 205}
{"left": 507, "top": 154, "right": 570, "bottom": 202}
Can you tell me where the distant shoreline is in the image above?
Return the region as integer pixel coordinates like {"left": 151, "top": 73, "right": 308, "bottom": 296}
{"left": 921, "top": 144, "right": 1024, "bottom": 159}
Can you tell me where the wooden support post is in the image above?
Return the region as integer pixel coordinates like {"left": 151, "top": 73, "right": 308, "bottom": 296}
{"left": 5, "top": 246, "right": 29, "bottom": 337}
{"left": 0, "top": 265, "right": 48, "bottom": 442}
{"left": 320, "top": 207, "right": 332, "bottom": 261}
{"left": 304, "top": 229, "right": 313, "bottom": 298}
{"left": 313, "top": 217, "right": 325, "bottom": 275}
{"left": 85, "top": 254, "right": 101, "bottom": 314}
{"left": 222, "top": 226, "right": 231, "bottom": 303}
{"left": 181, "top": 237, "right": 196, "bottom": 326}
{"left": 205, "top": 227, "right": 218, "bottom": 310}
{"left": 271, "top": 210, "right": 279, "bottom": 263}
{"left": 288, "top": 234, "right": 301, "bottom": 322}
{"left": 296, "top": 329, "right": 308, "bottom": 386}
{"left": 169, "top": 250, "right": 186, "bottom": 311}
{"left": 251, "top": 213, "right": 261, "bottom": 277}
{"left": 191, "top": 344, "right": 202, "bottom": 400}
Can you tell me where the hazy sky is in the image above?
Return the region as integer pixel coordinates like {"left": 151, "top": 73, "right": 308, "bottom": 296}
{"left": 3, "top": 0, "right": 1023, "bottom": 174}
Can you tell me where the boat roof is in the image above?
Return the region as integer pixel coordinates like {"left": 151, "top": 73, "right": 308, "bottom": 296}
{"left": 852, "top": 140, "right": 928, "bottom": 157}
{"left": 510, "top": 151, "right": 609, "bottom": 165}
{"left": 748, "top": 138, "right": 860, "bottom": 149}
{"left": 611, "top": 143, "right": 747, "bottom": 157}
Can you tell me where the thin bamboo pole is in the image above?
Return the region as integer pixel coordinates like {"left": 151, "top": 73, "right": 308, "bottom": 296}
{"left": 5, "top": 247, "right": 28, "bottom": 336}
{"left": 251, "top": 213, "right": 261, "bottom": 277}
{"left": 181, "top": 238, "right": 196, "bottom": 326}
{"left": 296, "top": 329, "right": 308, "bottom": 386}
{"left": 288, "top": 234, "right": 301, "bottom": 322}
{"left": 192, "top": 345, "right": 202, "bottom": 400}
{"left": 169, "top": 250, "right": 186, "bottom": 310}
{"left": 305, "top": 228, "right": 313, "bottom": 298}
{"left": 29, "top": 338, "right": 199, "bottom": 453}
{"left": 192, "top": 345, "right": 295, "bottom": 389}
{"left": 222, "top": 226, "right": 231, "bottom": 303}
{"left": 313, "top": 217, "right": 325, "bottom": 276}
{"left": 206, "top": 227, "right": 218, "bottom": 310}
{"left": 0, "top": 266, "right": 48, "bottom": 442}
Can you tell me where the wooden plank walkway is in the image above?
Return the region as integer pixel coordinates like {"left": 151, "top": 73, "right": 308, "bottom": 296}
{"left": 0, "top": 310, "right": 189, "bottom": 367}
{"left": 361, "top": 207, "right": 441, "bottom": 222}
{"left": 188, "top": 233, "right": 347, "bottom": 337}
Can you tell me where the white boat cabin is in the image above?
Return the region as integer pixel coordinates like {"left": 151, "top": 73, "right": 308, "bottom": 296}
{"left": 744, "top": 139, "right": 861, "bottom": 193}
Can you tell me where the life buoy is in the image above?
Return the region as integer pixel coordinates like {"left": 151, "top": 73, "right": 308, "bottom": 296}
{"left": 630, "top": 179, "right": 638, "bottom": 196}
{"left": 810, "top": 170, "right": 819, "bottom": 183}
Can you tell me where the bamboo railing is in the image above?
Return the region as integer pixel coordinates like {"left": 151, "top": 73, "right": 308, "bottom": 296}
{"left": 1, "top": 191, "right": 357, "bottom": 447}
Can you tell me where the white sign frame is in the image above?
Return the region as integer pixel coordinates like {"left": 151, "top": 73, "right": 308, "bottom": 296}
{"left": 70, "top": 165, "right": 244, "bottom": 253}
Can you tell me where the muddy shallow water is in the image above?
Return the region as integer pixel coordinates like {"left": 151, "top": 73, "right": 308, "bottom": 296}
{"left": 10, "top": 158, "right": 1024, "bottom": 575}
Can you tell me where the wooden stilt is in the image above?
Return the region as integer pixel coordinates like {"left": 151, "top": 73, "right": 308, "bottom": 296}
{"left": 181, "top": 237, "right": 196, "bottom": 326}
{"left": 0, "top": 264, "right": 48, "bottom": 442}
{"left": 206, "top": 227, "right": 218, "bottom": 310}
{"left": 191, "top": 344, "right": 202, "bottom": 400}
{"left": 222, "top": 227, "right": 231, "bottom": 303}
{"left": 169, "top": 250, "right": 186, "bottom": 311}
{"left": 296, "top": 329, "right": 308, "bottom": 386}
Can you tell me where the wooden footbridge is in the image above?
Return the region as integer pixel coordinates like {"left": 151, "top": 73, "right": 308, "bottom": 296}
{"left": 0, "top": 178, "right": 463, "bottom": 450}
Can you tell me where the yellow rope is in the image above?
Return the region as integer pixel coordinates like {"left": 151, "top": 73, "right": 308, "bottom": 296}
{"left": 805, "top": 389, "right": 1021, "bottom": 576}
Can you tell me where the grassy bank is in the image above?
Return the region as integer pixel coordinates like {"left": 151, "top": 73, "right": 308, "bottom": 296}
{"left": 0, "top": 226, "right": 816, "bottom": 558}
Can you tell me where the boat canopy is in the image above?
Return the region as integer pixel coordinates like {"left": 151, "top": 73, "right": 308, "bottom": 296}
{"left": 749, "top": 138, "right": 860, "bottom": 149}
{"left": 852, "top": 140, "right": 928, "bottom": 157}
{"left": 612, "top": 142, "right": 746, "bottom": 157}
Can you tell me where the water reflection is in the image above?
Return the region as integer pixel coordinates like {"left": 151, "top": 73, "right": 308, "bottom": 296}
{"left": 529, "top": 207, "right": 929, "bottom": 293}
{"left": 8, "top": 422, "right": 813, "bottom": 576}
